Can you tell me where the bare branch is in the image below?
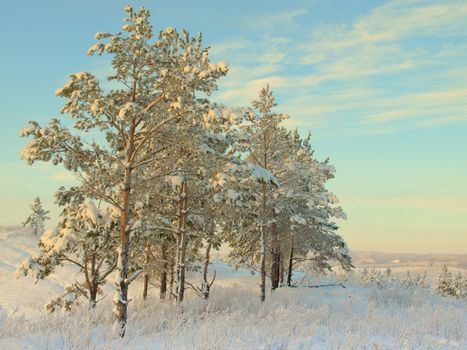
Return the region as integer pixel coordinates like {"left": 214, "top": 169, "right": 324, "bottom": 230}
{"left": 209, "top": 270, "right": 217, "bottom": 288}
{"left": 125, "top": 269, "right": 144, "bottom": 285}
{"left": 99, "top": 259, "right": 118, "bottom": 282}
{"left": 57, "top": 255, "right": 85, "bottom": 270}
{"left": 184, "top": 280, "right": 204, "bottom": 299}
{"left": 144, "top": 94, "right": 165, "bottom": 112}
{"left": 132, "top": 146, "right": 169, "bottom": 169}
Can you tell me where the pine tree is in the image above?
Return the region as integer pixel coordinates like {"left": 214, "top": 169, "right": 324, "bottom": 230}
{"left": 275, "top": 130, "right": 351, "bottom": 286}
{"left": 227, "top": 85, "right": 286, "bottom": 301}
{"left": 163, "top": 109, "right": 245, "bottom": 302}
{"left": 452, "top": 272, "right": 466, "bottom": 299}
{"left": 20, "top": 5, "right": 228, "bottom": 335}
{"left": 22, "top": 197, "right": 50, "bottom": 236}
{"left": 223, "top": 86, "right": 351, "bottom": 300}
{"left": 436, "top": 266, "right": 466, "bottom": 299}
{"left": 436, "top": 265, "right": 454, "bottom": 296}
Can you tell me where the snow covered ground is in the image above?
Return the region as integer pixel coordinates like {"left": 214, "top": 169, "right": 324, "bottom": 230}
{"left": 0, "top": 226, "right": 466, "bottom": 349}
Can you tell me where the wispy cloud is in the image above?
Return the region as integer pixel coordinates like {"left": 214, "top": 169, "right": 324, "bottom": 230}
{"left": 352, "top": 0, "right": 467, "bottom": 42}
{"left": 242, "top": 8, "right": 309, "bottom": 32}
{"left": 213, "top": 0, "right": 467, "bottom": 136}
{"left": 210, "top": 38, "right": 253, "bottom": 56}
{"left": 360, "top": 89, "right": 467, "bottom": 125}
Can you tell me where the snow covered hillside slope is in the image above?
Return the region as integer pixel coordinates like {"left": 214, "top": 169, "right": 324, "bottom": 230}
{"left": 0, "top": 226, "right": 77, "bottom": 317}
{"left": 0, "top": 227, "right": 466, "bottom": 349}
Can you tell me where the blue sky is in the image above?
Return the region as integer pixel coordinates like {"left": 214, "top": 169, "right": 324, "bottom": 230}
{"left": 1, "top": 0, "right": 466, "bottom": 253}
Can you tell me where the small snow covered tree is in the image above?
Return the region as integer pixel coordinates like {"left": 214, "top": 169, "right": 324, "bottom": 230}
{"left": 23, "top": 197, "right": 50, "bottom": 236}
{"left": 452, "top": 272, "right": 466, "bottom": 299}
{"left": 436, "top": 265, "right": 454, "bottom": 296}
{"left": 17, "top": 191, "right": 119, "bottom": 311}
{"left": 436, "top": 265, "right": 466, "bottom": 299}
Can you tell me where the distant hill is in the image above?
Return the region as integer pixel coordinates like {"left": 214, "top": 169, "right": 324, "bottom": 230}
{"left": 350, "top": 250, "right": 467, "bottom": 275}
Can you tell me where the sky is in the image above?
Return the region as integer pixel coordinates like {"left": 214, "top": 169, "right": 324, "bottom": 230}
{"left": 0, "top": 0, "right": 466, "bottom": 254}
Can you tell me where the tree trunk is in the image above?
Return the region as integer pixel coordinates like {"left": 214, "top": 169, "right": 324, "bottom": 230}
{"left": 169, "top": 253, "right": 174, "bottom": 301}
{"left": 159, "top": 240, "right": 168, "bottom": 300}
{"left": 142, "top": 274, "right": 149, "bottom": 300}
{"left": 272, "top": 252, "right": 281, "bottom": 290}
{"left": 287, "top": 235, "right": 294, "bottom": 287}
{"left": 259, "top": 179, "right": 268, "bottom": 303}
{"left": 259, "top": 225, "right": 266, "bottom": 302}
{"left": 175, "top": 181, "right": 188, "bottom": 303}
{"left": 115, "top": 163, "right": 133, "bottom": 337}
{"left": 142, "top": 240, "right": 151, "bottom": 300}
{"left": 175, "top": 230, "right": 187, "bottom": 302}
{"left": 270, "top": 209, "right": 280, "bottom": 291}
{"left": 89, "top": 283, "right": 98, "bottom": 309}
{"left": 201, "top": 241, "right": 212, "bottom": 299}
{"left": 116, "top": 236, "right": 130, "bottom": 337}
{"left": 279, "top": 255, "right": 285, "bottom": 285}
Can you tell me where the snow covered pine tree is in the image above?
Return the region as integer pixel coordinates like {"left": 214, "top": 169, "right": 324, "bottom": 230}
{"left": 225, "top": 86, "right": 351, "bottom": 300}
{"left": 22, "top": 197, "right": 50, "bottom": 236}
{"left": 20, "top": 5, "right": 228, "bottom": 336}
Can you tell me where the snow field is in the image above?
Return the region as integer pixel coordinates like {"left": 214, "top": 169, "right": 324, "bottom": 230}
{"left": 1, "top": 281, "right": 466, "bottom": 349}
{"left": 0, "top": 227, "right": 465, "bottom": 349}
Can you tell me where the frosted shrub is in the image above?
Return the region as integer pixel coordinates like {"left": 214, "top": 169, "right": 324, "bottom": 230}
{"left": 401, "top": 270, "right": 430, "bottom": 288}
{"left": 332, "top": 267, "right": 432, "bottom": 290}
{"left": 343, "top": 265, "right": 466, "bottom": 301}
{"left": 357, "top": 267, "right": 395, "bottom": 288}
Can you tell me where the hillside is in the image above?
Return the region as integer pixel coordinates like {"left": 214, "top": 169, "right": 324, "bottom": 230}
{"left": 0, "top": 226, "right": 466, "bottom": 349}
